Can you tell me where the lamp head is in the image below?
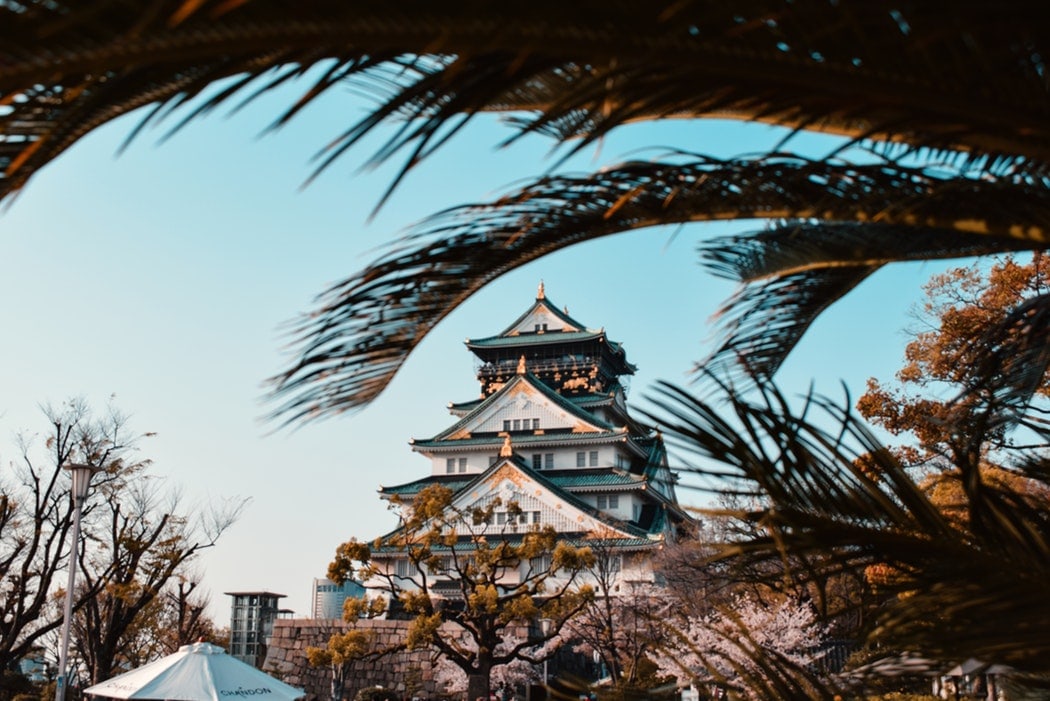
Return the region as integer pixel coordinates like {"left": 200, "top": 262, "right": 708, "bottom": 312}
{"left": 63, "top": 463, "right": 100, "bottom": 502}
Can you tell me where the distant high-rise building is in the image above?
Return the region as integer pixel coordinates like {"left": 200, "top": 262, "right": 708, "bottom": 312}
{"left": 225, "top": 591, "right": 285, "bottom": 667}
{"left": 311, "top": 577, "right": 366, "bottom": 619}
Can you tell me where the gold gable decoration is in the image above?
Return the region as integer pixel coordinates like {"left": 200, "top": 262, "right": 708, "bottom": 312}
{"left": 500, "top": 434, "right": 514, "bottom": 458}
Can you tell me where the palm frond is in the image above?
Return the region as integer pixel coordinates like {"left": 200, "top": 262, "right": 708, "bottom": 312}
{"left": 7, "top": 2, "right": 1050, "bottom": 437}
{"left": 647, "top": 377, "right": 1050, "bottom": 671}
{"left": 701, "top": 221, "right": 1043, "bottom": 284}
{"left": 698, "top": 221, "right": 1047, "bottom": 383}
{"left": 702, "top": 264, "right": 879, "bottom": 383}
{"left": 3, "top": 2, "right": 1050, "bottom": 201}
{"left": 959, "top": 293, "right": 1050, "bottom": 435}
{"left": 268, "top": 157, "right": 1050, "bottom": 422}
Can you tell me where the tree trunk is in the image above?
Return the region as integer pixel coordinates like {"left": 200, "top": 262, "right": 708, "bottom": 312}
{"left": 331, "top": 665, "right": 345, "bottom": 701}
{"left": 467, "top": 670, "right": 490, "bottom": 701}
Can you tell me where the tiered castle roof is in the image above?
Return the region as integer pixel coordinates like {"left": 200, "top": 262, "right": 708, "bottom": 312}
{"left": 376, "top": 285, "right": 690, "bottom": 549}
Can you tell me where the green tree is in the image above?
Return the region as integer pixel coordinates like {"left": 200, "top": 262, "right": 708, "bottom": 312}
{"left": 327, "top": 484, "right": 595, "bottom": 701}
{"left": 305, "top": 624, "right": 378, "bottom": 701}
{"left": 0, "top": 3, "right": 1048, "bottom": 425}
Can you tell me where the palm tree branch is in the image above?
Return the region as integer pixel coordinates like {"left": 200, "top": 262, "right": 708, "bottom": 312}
{"left": 4, "top": 2, "right": 1050, "bottom": 200}
{"left": 267, "top": 156, "right": 1050, "bottom": 422}
{"left": 698, "top": 221, "right": 1049, "bottom": 382}
{"left": 648, "top": 377, "right": 1050, "bottom": 670}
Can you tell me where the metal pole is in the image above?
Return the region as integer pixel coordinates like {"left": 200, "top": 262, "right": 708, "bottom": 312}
{"left": 54, "top": 494, "right": 84, "bottom": 701}
{"left": 55, "top": 465, "right": 96, "bottom": 701}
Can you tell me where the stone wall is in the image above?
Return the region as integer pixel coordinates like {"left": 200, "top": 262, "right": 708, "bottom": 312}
{"left": 263, "top": 619, "right": 438, "bottom": 701}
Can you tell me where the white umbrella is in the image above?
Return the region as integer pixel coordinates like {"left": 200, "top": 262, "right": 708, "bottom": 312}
{"left": 845, "top": 652, "right": 945, "bottom": 678}
{"left": 83, "top": 642, "right": 305, "bottom": 701}
{"left": 946, "top": 658, "right": 988, "bottom": 677}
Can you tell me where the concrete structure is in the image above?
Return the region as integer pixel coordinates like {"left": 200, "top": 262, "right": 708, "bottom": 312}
{"left": 225, "top": 591, "right": 286, "bottom": 667}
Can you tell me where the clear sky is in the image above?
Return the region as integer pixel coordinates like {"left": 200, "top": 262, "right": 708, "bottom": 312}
{"left": 0, "top": 75, "right": 954, "bottom": 622}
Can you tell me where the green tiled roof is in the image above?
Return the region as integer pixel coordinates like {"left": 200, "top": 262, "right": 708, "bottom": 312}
{"left": 379, "top": 474, "right": 474, "bottom": 496}
{"left": 448, "top": 390, "right": 619, "bottom": 415}
{"left": 411, "top": 430, "right": 630, "bottom": 451}
{"left": 467, "top": 330, "right": 606, "bottom": 348}
{"left": 381, "top": 468, "right": 644, "bottom": 498}
{"left": 377, "top": 454, "right": 660, "bottom": 545}
{"left": 371, "top": 533, "right": 660, "bottom": 554}
{"left": 549, "top": 469, "right": 644, "bottom": 489}
{"left": 491, "top": 297, "right": 592, "bottom": 339}
{"left": 417, "top": 372, "right": 623, "bottom": 444}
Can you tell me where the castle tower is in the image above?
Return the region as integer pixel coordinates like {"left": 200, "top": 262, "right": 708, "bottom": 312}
{"left": 374, "top": 286, "right": 691, "bottom": 591}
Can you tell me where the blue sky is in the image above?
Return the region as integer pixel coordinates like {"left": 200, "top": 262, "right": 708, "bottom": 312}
{"left": 0, "top": 76, "right": 952, "bottom": 621}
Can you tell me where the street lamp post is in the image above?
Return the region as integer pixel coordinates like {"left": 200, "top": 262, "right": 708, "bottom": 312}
{"left": 539, "top": 618, "right": 552, "bottom": 698}
{"left": 54, "top": 463, "right": 99, "bottom": 701}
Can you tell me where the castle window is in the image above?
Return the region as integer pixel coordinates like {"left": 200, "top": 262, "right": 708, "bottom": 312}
{"left": 544, "top": 453, "right": 554, "bottom": 469}
{"left": 589, "top": 450, "right": 599, "bottom": 466}
{"left": 532, "top": 418, "right": 540, "bottom": 430}
{"left": 576, "top": 452, "right": 586, "bottom": 467}
{"left": 530, "top": 554, "right": 553, "bottom": 572}
{"left": 609, "top": 494, "right": 619, "bottom": 509}
{"left": 503, "top": 420, "right": 511, "bottom": 432}
{"left": 446, "top": 458, "right": 455, "bottom": 474}
{"left": 497, "top": 512, "right": 507, "bottom": 525}
{"left": 458, "top": 457, "right": 467, "bottom": 473}
{"left": 531, "top": 511, "right": 541, "bottom": 523}
{"left": 597, "top": 495, "right": 606, "bottom": 509}
{"left": 532, "top": 454, "right": 542, "bottom": 469}
{"left": 513, "top": 419, "right": 521, "bottom": 431}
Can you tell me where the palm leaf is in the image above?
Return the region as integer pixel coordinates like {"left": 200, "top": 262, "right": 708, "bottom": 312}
{"left": 958, "top": 293, "right": 1050, "bottom": 436}
{"left": 6, "top": 2, "right": 1050, "bottom": 426}
{"left": 699, "top": 221, "right": 1045, "bottom": 383}
{"left": 268, "top": 157, "right": 1050, "bottom": 422}
{"left": 647, "top": 376, "right": 1050, "bottom": 672}
{"left": 3, "top": 2, "right": 1050, "bottom": 199}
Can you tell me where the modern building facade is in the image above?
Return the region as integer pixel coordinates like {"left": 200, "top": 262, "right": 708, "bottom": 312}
{"left": 370, "top": 284, "right": 692, "bottom": 593}
{"left": 311, "top": 577, "right": 366, "bottom": 619}
{"left": 225, "top": 591, "right": 286, "bottom": 667}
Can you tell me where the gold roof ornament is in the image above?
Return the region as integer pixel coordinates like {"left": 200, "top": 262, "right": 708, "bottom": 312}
{"left": 500, "top": 434, "right": 514, "bottom": 458}
{"left": 517, "top": 355, "right": 527, "bottom": 374}
{"left": 537, "top": 280, "right": 545, "bottom": 299}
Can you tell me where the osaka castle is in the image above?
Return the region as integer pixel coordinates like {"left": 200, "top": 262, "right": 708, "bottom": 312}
{"left": 373, "top": 283, "right": 693, "bottom": 591}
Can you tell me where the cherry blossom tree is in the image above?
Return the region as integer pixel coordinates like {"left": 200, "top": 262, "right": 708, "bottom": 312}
{"left": 651, "top": 593, "right": 827, "bottom": 700}
{"left": 433, "top": 631, "right": 563, "bottom": 699}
